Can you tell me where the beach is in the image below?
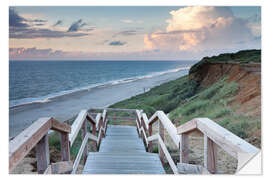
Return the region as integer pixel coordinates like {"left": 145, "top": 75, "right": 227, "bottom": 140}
{"left": 9, "top": 66, "right": 190, "bottom": 138}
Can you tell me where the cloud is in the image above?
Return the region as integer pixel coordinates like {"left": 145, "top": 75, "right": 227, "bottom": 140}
{"left": 10, "top": 28, "right": 89, "bottom": 39}
{"left": 67, "top": 19, "right": 87, "bottom": 32}
{"left": 144, "top": 6, "right": 260, "bottom": 53}
{"left": 9, "top": 8, "right": 29, "bottom": 28}
{"left": 9, "top": 47, "right": 69, "bottom": 59}
{"left": 53, "top": 20, "right": 63, "bottom": 27}
{"left": 121, "top": 19, "right": 143, "bottom": 24}
{"left": 108, "top": 41, "right": 127, "bottom": 46}
{"left": 9, "top": 8, "right": 89, "bottom": 39}
{"left": 121, "top": 19, "right": 133, "bottom": 24}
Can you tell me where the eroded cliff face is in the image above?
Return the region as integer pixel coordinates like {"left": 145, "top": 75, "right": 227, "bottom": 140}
{"left": 189, "top": 62, "right": 261, "bottom": 118}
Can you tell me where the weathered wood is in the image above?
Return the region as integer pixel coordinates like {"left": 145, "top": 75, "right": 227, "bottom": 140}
{"left": 36, "top": 133, "right": 50, "bottom": 174}
{"left": 9, "top": 117, "right": 52, "bottom": 171}
{"left": 196, "top": 118, "right": 259, "bottom": 158}
{"left": 92, "top": 108, "right": 137, "bottom": 112}
{"left": 159, "top": 120, "right": 165, "bottom": 165}
{"left": 156, "top": 111, "right": 180, "bottom": 148}
{"left": 148, "top": 124, "right": 153, "bottom": 152}
{"left": 72, "top": 133, "right": 90, "bottom": 174}
{"left": 180, "top": 133, "right": 189, "bottom": 163}
{"left": 91, "top": 122, "right": 97, "bottom": 152}
{"left": 51, "top": 119, "right": 71, "bottom": 133}
{"left": 158, "top": 135, "right": 178, "bottom": 174}
{"left": 204, "top": 135, "right": 217, "bottom": 174}
{"left": 142, "top": 113, "right": 149, "bottom": 130}
{"left": 148, "top": 111, "right": 159, "bottom": 125}
{"left": 69, "top": 110, "right": 88, "bottom": 146}
{"left": 46, "top": 161, "right": 73, "bottom": 174}
{"left": 177, "top": 119, "right": 197, "bottom": 134}
{"left": 177, "top": 163, "right": 209, "bottom": 174}
{"left": 95, "top": 113, "right": 101, "bottom": 129}
{"left": 86, "top": 113, "right": 96, "bottom": 126}
{"left": 60, "top": 132, "right": 70, "bottom": 161}
{"left": 81, "top": 120, "right": 88, "bottom": 164}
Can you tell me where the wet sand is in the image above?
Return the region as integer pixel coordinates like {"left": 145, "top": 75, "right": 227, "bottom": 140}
{"left": 9, "top": 69, "right": 189, "bottom": 138}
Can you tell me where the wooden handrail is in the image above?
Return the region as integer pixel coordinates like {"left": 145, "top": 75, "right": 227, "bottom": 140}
{"left": 9, "top": 117, "right": 71, "bottom": 173}
{"left": 177, "top": 117, "right": 260, "bottom": 173}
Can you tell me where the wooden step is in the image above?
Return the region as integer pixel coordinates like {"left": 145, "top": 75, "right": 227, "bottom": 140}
{"left": 82, "top": 125, "right": 165, "bottom": 174}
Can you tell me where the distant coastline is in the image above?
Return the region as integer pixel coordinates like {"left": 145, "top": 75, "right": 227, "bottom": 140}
{"left": 9, "top": 61, "right": 194, "bottom": 138}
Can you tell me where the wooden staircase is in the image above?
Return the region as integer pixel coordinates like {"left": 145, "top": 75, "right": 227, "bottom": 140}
{"left": 9, "top": 108, "right": 260, "bottom": 174}
{"left": 83, "top": 125, "right": 165, "bottom": 174}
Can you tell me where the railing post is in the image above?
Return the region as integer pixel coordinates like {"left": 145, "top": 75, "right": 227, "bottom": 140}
{"left": 36, "top": 133, "right": 50, "bottom": 174}
{"left": 60, "top": 131, "right": 70, "bottom": 161}
{"left": 159, "top": 120, "right": 165, "bottom": 165}
{"left": 92, "top": 123, "right": 97, "bottom": 152}
{"left": 204, "top": 135, "right": 217, "bottom": 174}
{"left": 180, "top": 133, "right": 189, "bottom": 163}
{"left": 148, "top": 123, "right": 152, "bottom": 152}
{"left": 81, "top": 120, "right": 88, "bottom": 164}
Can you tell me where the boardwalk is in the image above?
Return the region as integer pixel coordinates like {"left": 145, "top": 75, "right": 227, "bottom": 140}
{"left": 82, "top": 125, "right": 165, "bottom": 174}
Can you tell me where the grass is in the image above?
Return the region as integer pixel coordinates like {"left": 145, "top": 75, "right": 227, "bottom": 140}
{"left": 189, "top": 49, "right": 261, "bottom": 74}
{"left": 110, "top": 75, "right": 199, "bottom": 117}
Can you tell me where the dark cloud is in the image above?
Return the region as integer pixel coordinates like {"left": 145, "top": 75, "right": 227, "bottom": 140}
{"left": 67, "top": 19, "right": 87, "bottom": 32}
{"left": 9, "top": 8, "right": 29, "bottom": 28}
{"left": 108, "top": 41, "right": 127, "bottom": 46}
{"left": 9, "top": 9, "right": 89, "bottom": 39}
{"left": 10, "top": 47, "right": 69, "bottom": 58}
{"left": 9, "top": 28, "right": 89, "bottom": 39}
{"left": 53, "top": 20, "right": 63, "bottom": 27}
{"left": 34, "top": 23, "right": 45, "bottom": 26}
{"left": 113, "top": 30, "right": 138, "bottom": 37}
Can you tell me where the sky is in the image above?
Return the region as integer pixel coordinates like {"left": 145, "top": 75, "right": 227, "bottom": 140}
{"left": 9, "top": 6, "right": 261, "bottom": 60}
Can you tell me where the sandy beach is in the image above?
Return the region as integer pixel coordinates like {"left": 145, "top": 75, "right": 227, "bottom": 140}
{"left": 9, "top": 68, "right": 189, "bottom": 138}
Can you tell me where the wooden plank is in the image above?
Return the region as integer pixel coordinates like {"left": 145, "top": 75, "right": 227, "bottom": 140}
{"left": 204, "top": 135, "right": 217, "bottom": 174}
{"left": 36, "top": 133, "right": 50, "bottom": 174}
{"left": 142, "top": 113, "right": 149, "bottom": 130}
{"left": 148, "top": 111, "right": 159, "bottom": 125}
{"left": 9, "top": 117, "right": 52, "bottom": 171}
{"left": 92, "top": 108, "right": 137, "bottom": 112}
{"left": 81, "top": 120, "right": 88, "bottom": 164}
{"left": 51, "top": 119, "right": 71, "bottom": 133}
{"left": 180, "top": 133, "right": 189, "bottom": 163}
{"left": 69, "top": 110, "right": 87, "bottom": 146}
{"left": 157, "top": 111, "right": 180, "bottom": 148}
{"left": 50, "top": 161, "right": 73, "bottom": 174}
{"left": 196, "top": 118, "right": 259, "bottom": 158}
{"left": 158, "top": 135, "right": 178, "bottom": 174}
{"left": 95, "top": 113, "right": 101, "bottom": 129}
{"left": 91, "top": 122, "right": 97, "bottom": 152}
{"left": 159, "top": 120, "right": 165, "bottom": 165}
{"left": 60, "top": 132, "right": 70, "bottom": 161}
{"left": 86, "top": 112, "right": 96, "bottom": 126}
{"left": 148, "top": 124, "right": 153, "bottom": 152}
{"left": 88, "top": 133, "right": 98, "bottom": 142}
{"left": 177, "top": 119, "right": 197, "bottom": 134}
{"left": 177, "top": 163, "right": 209, "bottom": 174}
{"left": 72, "top": 133, "right": 89, "bottom": 174}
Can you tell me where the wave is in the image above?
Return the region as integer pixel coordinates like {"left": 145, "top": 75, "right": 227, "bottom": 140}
{"left": 9, "top": 66, "right": 190, "bottom": 108}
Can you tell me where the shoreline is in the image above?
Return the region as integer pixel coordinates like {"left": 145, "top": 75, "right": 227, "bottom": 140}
{"left": 9, "top": 68, "right": 190, "bottom": 138}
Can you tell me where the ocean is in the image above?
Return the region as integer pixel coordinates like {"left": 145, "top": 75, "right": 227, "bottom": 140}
{"left": 9, "top": 60, "right": 197, "bottom": 137}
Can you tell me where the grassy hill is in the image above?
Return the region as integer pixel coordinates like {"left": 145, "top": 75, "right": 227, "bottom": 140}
{"left": 110, "top": 49, "right": 261, "bottom": 147}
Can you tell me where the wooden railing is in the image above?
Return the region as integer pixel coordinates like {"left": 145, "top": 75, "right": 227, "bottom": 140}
{"left": 10, "top": 108, "right": 260, "bottom": 174}
{"left": 69, "top": 109, "right": 108, "bottom": 174}
{"left": 135, "top": 110, "right": 260, "bottom": 174}
{"left": 9, "top": 109, "right": 108, "bottom": 174}
{"left": 177, "top": 118, "right": 260, "bottom": 173}
{"left": 9, "top": 117, "right": 72, "bottom": 174}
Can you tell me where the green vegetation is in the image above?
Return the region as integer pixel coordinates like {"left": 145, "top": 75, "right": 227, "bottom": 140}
{"left": 189, "top": 49, "right": 261, "bottom": 74}
{"left": 111, "top": 75, "right": 259, "bottom": 140}
{"left": 110, "top": 75, "right": 199, "bottom": 117}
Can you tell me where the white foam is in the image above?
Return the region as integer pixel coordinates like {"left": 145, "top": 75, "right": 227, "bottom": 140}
{"left": 10, "top": 66, "right": 190, "bottom": 108}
